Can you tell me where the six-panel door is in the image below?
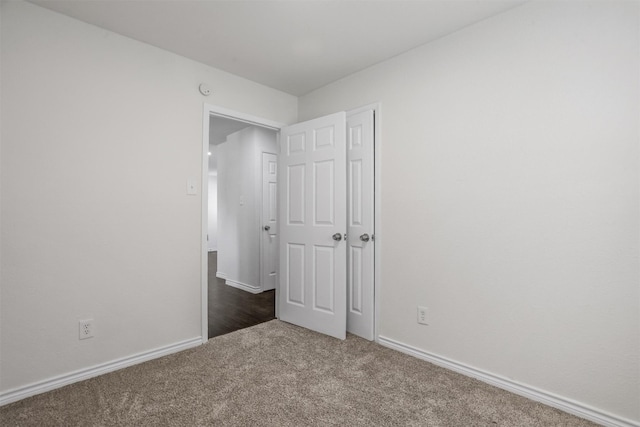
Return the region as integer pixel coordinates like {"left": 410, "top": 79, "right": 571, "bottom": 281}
{"left": 278, "top": 112, "right": 347, "bottom": 340}
{"left": 347, "top": 110, "right": 375, "bottom": 340}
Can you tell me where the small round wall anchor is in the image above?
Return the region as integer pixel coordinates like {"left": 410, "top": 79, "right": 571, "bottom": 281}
{"left": 199, "top": 83, "right": 212, "bottom": 96}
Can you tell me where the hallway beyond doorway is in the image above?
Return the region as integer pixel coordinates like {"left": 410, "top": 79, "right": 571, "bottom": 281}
{"left": 207, "top": 252, "right": 275, "bottom": 338}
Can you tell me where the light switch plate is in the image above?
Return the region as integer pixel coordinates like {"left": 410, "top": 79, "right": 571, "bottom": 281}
{"left": 187, "top": 178, "right": 197, "bottom": 195}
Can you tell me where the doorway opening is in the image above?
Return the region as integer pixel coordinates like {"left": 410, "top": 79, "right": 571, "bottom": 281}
{"left": 201, "top": 104, "right": 381, "bottom": 344}
{"left": 206, "top": 114, "right": 281, "bottom": 338}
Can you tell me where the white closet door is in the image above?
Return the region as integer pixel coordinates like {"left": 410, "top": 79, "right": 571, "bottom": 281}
{"left": 278, "top": 112, "right": 347, "bottom": 340}
{"left": 347, "top": 110, "right": 375, "bottom": 340}
{"left": 261, "top": 152, "right": 278, "bottom": 291}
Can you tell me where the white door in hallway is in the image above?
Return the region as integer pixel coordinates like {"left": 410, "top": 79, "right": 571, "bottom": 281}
{"left": 347, "top": 110, "right": 375, "bottom": 340}
{"left": 278, "top": 112, "right": 347, "bottom": 340}
{"left": 261, "top": 152, "right": 278, "bottom": 291}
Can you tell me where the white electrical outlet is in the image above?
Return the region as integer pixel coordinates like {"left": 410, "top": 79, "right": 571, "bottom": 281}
{"left": 79, "top": 319, "right": 94, "bottom": 340}
{"left": 417, "top": 306, "right": 428, "bottom": 325}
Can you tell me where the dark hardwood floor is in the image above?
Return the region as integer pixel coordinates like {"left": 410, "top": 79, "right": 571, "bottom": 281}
{"left": 208, "top": 251, "right": 275, "bottom": 339}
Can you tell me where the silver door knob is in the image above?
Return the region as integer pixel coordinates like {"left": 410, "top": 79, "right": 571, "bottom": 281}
{"left": 360, "top": 233, "right": 370, "bottom": 242}
{"left": 332, "top": 233, "right": 342, "bottom": 241}
{"left": 264, "top": 225, "right": 270, "bottom": 231}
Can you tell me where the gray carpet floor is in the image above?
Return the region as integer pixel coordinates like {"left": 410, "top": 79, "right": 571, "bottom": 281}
{"left": 0, "top": 320, "right": 597, "bottom": 426}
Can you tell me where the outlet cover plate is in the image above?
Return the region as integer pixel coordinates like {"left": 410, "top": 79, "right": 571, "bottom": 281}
{"left": 417, "top": 306, "right": 428, "bottom": 325}
{"left": 79, "top": 319, "right": 94, "bottom": 340}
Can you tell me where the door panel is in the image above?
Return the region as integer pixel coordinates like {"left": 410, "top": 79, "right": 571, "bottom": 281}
{"left": 286, "top": 243, "right": 305, "bottom": 304}
{"left": 347, "top": 110, "right": 375, "bottom": 340}
{"left": 349, "top": 246, "right": 363, "bottom": 313}
{"left": 279, "top": 112, "right": 347, "bottom": 340}
{"left": 313, "top": 245, "right": 335, "bottom": 312}
{"left": 314, "top": 160, "right": 335, "bottom": 224}
{"left": 287, "top": 164, "right": 305, "bottom": 224}
{"left": 350, "top": 159, "right": 363, "bottom": 225}
{"left": 261, "top": 152, "right": 278, "bottom": 291}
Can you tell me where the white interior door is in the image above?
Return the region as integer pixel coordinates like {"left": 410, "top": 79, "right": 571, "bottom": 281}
{"left": 347, "top": 110, "right": 375, "bottom": 340}
{"left": 261, "top": 152, "right": 278, "bottom": 291}
{"left": 278, "top": 112, "right": 347, "bottom": 340}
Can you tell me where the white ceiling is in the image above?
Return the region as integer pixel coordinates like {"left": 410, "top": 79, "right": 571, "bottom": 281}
{"left": 28, "top": 0, "right": 526, "bottom": 96}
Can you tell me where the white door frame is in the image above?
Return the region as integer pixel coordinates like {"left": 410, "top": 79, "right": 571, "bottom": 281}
{"left": 201, "top": 104, "right": 285, "bottom": 344}
{"left": 200, "top": 103, "right": 382, "bottom": 344}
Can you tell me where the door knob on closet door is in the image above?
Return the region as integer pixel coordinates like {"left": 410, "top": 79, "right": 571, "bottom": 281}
{"left": 360, "top": 234, "right": 370, "bottom": 242}
{"left": 264, "top": 225, "right": 270, "bottom": 231}
{"left": 332, "top": 233, "right": 342, "bottom": 241}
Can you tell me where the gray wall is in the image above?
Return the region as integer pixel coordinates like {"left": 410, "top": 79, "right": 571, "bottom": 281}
{"left": 0, "top": 0, "right": 296, "bottom": 395}
{"left": 300, "top": 1, "right": 639, "bottom": 422}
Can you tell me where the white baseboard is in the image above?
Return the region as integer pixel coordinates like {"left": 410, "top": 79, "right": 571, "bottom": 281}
{"left": 377, "top": 336, "right": 638, "bottom": 427}
{"left": 215, "top": 271, "right": 261, "bottom": 294}
{"left": 0, "top": 337, "right": 202, "bottom": 407}
{"left": 224, "top": 279, "right": 261, "bottom": 294}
